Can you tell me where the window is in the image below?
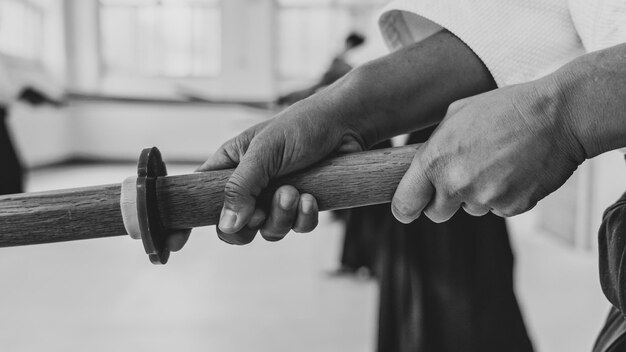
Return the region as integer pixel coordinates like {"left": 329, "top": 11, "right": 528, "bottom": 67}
{"left": 99, "top": 0, "right": 221, "bottom": 78}
{"left": 276, "top": 0, "right": 386, "bottom": 79}
{"left": 0, "top": 0, "right": 44, "bottom": 62}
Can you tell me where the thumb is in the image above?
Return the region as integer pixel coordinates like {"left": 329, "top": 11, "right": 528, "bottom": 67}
{"left": 197, "top": 121, "right": 269, "bottom": 172}
{"left": 218, "top": 149, "right": 271, "bottom": 234}
{"left": 196, "top": 147, "right": 238, "bottom": 172}
{"left": 391, "top": 147, "right": 434, "bottom": 223}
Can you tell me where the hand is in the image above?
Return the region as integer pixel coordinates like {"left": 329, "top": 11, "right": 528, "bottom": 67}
{"left": 276, "top": 89, "right": 315, "bottom": 106}
{"left": 196, "top": 91, "right": 369, "bottom": 245}
{"left": 391, "top": 78, "right": 586, "bottom": 223}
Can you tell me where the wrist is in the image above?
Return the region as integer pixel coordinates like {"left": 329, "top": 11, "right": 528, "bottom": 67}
{"left": 316, "top": 64, "right": 383, "bottom": 149}
{"left": 548, "top": 46, "right": 626, "bottom": 159}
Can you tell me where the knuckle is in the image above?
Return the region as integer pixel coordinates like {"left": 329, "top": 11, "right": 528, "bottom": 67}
{"left": 492, "top": 208, "right": 514, "bottom": 218}
{"left": 223, "top": 175, "right": 250, "bottom": 202}
{"left": 503, "top": 202, "right": 535, "bottom": 217}
{"left": 423, "top": 208, "right": 446, "bottom": 224}
{"left": 462, "top": 203, "right": 489, "bottom": 217}
{"left": 423, "top": 154, "right": 449, "bottom": 186}
{"left": 447, "top": 98, "right": 468, "bottom": 115}
{"left": 440, "top": 183, "right": 461, "bottom": 201}
{"left": 475, "top": 186, "right": 503, "bottom": 209}
{"left": 492, "top": 203, "right": 524, "bottom": 218}
{"left": 488, "top": 189, "right": 536, "bottom": 218}
{"left": 233, "top": 136, "right": 251, "bottom": 157}
{"left": 447, "top": 167, "right": 473, "bottom": 198}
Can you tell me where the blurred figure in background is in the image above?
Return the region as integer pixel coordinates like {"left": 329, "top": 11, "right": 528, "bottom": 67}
{"left": 277, "top": 32, "right": 366, "bottom": 106}
{"left": 334, "top": 139, "right": 392, "bottom": 278}
{"left": 278, "top": 31, "right": 390, "bottom": 277}
{"left": 0, "top": 58, "right": 63, "bottom": 195}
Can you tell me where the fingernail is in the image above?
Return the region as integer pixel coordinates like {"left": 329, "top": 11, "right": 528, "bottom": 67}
{"left": 278, "top": 192, "right": 296, "bottom": 210}
{"left": 391, "top": 199, "right": 419, "bottom": 224}
{"left": 219, "top": 208, "right": 238, "bottom": 232}
{"left": 301, "top": 197, "right": 314, "bottom": 214}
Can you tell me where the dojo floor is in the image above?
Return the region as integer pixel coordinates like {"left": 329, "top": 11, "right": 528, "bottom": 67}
{"left": 0, "top": 163, "right": 609, "bottom": 352}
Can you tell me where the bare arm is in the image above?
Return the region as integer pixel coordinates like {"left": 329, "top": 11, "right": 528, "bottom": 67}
{"left": 553, "top": 42, "right": 626, "bottom": 159}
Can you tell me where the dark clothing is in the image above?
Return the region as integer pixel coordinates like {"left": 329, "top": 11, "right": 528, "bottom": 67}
{"left": 0, "top": 107, "right": 23, "bottom": 195}
{"left": 277, "top": 56, "right": 353, "bottom": 106}
{"left": 339, "top": 140, "right": 393, "bottom": 275}
{"left": 376, "top": 128, "right": 534, "bottom": 352}
{"left": 377, "top": 211, "right": 534, "bottom": 352}
{"left": 339, "top": 202, "right": 390, "bottom": 275}
{"left": 594, "top": 307, "right": 626, "bottom": 352}
{"left": 594, "top": 191, "right": 626, "bottom": 352}
{"left": 319, "top": 57, "right": 352, "bottom": 87}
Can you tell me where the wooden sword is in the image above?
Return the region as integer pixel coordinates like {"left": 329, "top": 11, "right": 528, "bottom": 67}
{"left": 0, "top": 144, "right": 420, "bottom": 264}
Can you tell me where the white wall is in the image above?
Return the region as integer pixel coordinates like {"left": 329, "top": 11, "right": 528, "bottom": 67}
{"left": 65, "top": 0, "right": 277, "bottom": 101}
{"left": 8, "top": 105, "right": 71, "bottom": 167}
{"left": 10, "top": 101, "right": 274, "bottom": 168}
{"left": 67, "top": 101, "right": 273, "bottom": 162}
{"left": 535, "top": 151, "right": 626, "bottom": 250}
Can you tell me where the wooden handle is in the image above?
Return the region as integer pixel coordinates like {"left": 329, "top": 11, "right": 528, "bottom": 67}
{"left": 0, "top": 144, "right": 419, "bottom": 247}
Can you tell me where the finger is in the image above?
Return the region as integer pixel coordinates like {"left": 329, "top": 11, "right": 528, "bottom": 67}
{"left": 490, "top": 209, "right": 508, "bottom": 218}
{"left": 490, "top": 201, "right": 537, "bottom": 218}
{"left": 461, "top": 202, "right": 490, "bottom": 217}
{"left": 293, "top": 193, "right": 319, "bottom": 233}
{"left": 422, "top": 190, "right": 461, "bottom": 223}
{"left": 217, "top": 207, "right": 266, "bottom": 245}
{"left": 218, "top": 151, "right": 271, "bottom": 234}
{"left": 336, "top": 135, "right": 365, "bottom": 154}
{"left": 391, "top": 148, "right": 434, "bottom": 224}
{"left": 166, "top": 229, "right": 192, "bottom": 252}
{"left": 260, "top": 185, "right": 300, "bottom": 242}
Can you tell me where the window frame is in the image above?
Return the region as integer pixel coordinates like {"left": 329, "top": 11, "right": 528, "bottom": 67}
{"left": 0, "top": 0, "right": 46, "bottom": 66}
{"left": 97, "top": 0, "right": 223, "bottom": 79}
{"left": 274, "top": 0, "right": 387, "bottom": 80}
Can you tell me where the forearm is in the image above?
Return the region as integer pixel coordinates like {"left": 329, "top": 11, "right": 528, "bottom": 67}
{"left": 317, "top": 30, "right": 495, "bottom": 147}
{"left": 549, "top": 42, "right": 626, "bottom": 159}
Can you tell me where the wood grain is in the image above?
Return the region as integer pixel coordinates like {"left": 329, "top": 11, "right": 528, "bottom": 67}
{"left": 0, "top": 184, "right": 125, "bottom": 246}
{"left": 0, "top": 144, "right": 420, "bottom": 247}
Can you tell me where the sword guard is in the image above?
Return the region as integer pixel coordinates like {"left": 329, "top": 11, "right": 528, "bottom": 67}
{"left": 134, "top": 147, "right": 190, "bottom": 265}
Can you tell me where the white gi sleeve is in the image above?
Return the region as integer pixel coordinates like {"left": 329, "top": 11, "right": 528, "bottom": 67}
{"left": 569, "top": 0, "right": 626, "bottom": 52}
{"left": 378, "top": 0, "right": 587, "bottom": 87}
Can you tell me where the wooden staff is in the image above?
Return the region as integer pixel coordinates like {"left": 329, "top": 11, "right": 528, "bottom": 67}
{"left": 0, "top": 144, "right": 419, "bottom": 254}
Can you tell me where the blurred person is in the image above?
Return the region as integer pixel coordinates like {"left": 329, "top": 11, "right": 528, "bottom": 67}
{"left": 277, "top": 32, "right": 366, "bottom": 106}
{"left": 333, "top": 140, "right": 392, "bottom": 278}
{"left": 0, "top": 58, "right": 63, "bottom": 195}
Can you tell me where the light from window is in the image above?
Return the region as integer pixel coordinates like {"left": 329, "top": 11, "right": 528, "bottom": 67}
{"left": 276, "top": 0, "right": 387, "bottom": 79}
{"left": 100, "top": 0, "right": 221, "bottom": 77}
{"left": 0, "top": 0, "right": 44, "bottom": 62}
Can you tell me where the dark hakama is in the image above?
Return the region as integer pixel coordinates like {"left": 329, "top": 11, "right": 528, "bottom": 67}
{"left": 376, "top": 129, "right": 534, "bottom": 352}
{"left": 593, "top": 187, "right": 626, "bottom": 352}
{"left": 338, "top": 140, "right": 393, "bottom": 275}
{"left": 0, "top": 106, "right": 23, "bottom": 195}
